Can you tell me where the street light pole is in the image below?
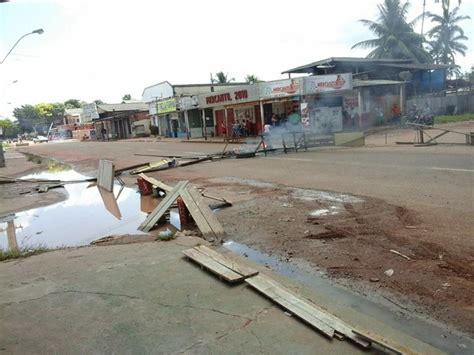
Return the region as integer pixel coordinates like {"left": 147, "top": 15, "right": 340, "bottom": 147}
{"left": 0, "top": 29, "right": 44, "bottom": 64}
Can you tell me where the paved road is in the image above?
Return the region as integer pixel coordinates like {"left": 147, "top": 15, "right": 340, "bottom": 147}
{"left": 0, "top": 238, "right": 445, "bottom": 354}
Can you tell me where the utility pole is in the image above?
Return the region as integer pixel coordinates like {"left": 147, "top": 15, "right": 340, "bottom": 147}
{"left": 421, "top": 0, "right": 427, "bottom": 36}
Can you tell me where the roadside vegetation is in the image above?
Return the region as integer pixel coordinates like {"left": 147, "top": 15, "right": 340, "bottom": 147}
{"left": 0, "top": 246, "right": 50, "bottom": 262}
{"left": 435, "top": 113, "right": 474, "bottom": 123}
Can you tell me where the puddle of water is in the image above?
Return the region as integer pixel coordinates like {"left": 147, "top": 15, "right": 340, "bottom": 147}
{"left": 0, "top": 170, "right": 149, "bottom": 250}
{"left": 290, "top": 187, "right": 363, "bottom": 204}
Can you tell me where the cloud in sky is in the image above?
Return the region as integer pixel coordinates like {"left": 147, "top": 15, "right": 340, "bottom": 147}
{"left": 0, "top": 0, "right": 473, "bottom": 117}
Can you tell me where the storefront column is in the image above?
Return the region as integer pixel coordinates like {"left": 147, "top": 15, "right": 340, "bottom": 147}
{"left": 399, "top": 84, "right": 404, "bottom": 114}
{"left": 224, "top": 108, "right": 228, "bottom": 138}
{"left": 259, "top": 100, "right": 265, "bottom": 133}
{"left": 201, "top": 109, "right": 207, "bottom": 140}
{"left": 357, "top": 90, "right": 363, "bottom": 129}
{"left": 184, "top": 110, "right": 190, "bottom": 140}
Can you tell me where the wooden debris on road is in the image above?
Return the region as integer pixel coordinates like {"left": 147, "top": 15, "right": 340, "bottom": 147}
{"left": 138, "top": 173, "right": 173, "bottom": 192}
{"left": 182, "top": 245, "right": 258, "bottom": 282}
{"left": 245, "top": 274, "right": 370, "bottom": 347}
{"left": 130, "top": 159, "right": 174, "bottom": 175}
{"left": 352, "top": 330, "right": 420, "bottom": 355}
{"left": 138, "top": 181, "right": 189, "bottom": 232}
{"left": 97, "top": 159, "right": 115, "bottom": 192}
{"left": 180, "top": 186, "right": 226, "bottom": 242}
{"left": 390, "top": 249, "right": 412, "bottom": 261}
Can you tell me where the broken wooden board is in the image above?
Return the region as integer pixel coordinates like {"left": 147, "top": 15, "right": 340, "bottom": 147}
{"left": 131, "top": 160, "right": 172, "bottom": 175}
{"left": 180, "top": 186, "right": 226, "bottom": 242}
{"left": 182, "top": 247, "right": 244, "bottom": 283}
{"left": 138, "top": 180, "right": 188, "bottom": 232}
{"left": 352, "top": 330, "right": 419, "bottom": 355}
{"left": 138, "top": 173, "right": 172, "bottom": 192}
{"left": 245, "top": 274, "right": 335, "bottom": 338}
{"left": 97, "top": 160, "right": 115, "bottom": 192}
{"left": 245, "top": 274, "right": 370, "bottom": 347}
{"left": 194, "top": 245, "right": 258, "bottom": 278}
{"left": 98, "top": 186, "right": 122, "bottom": 220}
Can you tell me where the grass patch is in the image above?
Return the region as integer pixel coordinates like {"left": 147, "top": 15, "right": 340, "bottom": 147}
{"left": 435, "top": 113, "right": 474, "bottom": 124}
{"left": 0, "top": 246, "right": 50, "bottom": 262}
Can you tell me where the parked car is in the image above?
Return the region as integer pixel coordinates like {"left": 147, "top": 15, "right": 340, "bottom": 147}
{"left": 33, "top": 135, "right": 49, "bottom": 143}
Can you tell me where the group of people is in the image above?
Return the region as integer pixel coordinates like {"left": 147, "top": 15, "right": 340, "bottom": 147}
{"left": 229, "top": 119, "right": 256, "bottom": 138}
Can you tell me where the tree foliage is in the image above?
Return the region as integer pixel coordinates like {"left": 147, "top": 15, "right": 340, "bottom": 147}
{"left": 245, "top": 74, "right": 260, "bottom": 84}
{"left": 210, "top": 72, "right": 234, "bottom": 84}
{"left": 13, "top": 103, "right": 65, "bottom": 134}
{"left": 122, "top": 94, "right": 131, "bottom": 101}
{"left": 64, "top": 99, "right": 83, "bottom": 109}
{"left": 352, "top": 0, "right": 431, "bottom": 63}
{"left": 426, "top": 1, "right": 470, "bottom": 66}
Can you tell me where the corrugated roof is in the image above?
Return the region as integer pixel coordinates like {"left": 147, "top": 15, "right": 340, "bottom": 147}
{"left": 353, "top": 79, "right": 405, "bottom": 87}
{"left": 97, "top": 102, "right": 148, "bottom": 113}
{"left": 282, "top": 57, "right": 412, "bottom": 74}
{"left": 379, "top": 63, "right": 453, "bottom": 70}
{"left": 64, "top": 108, "right": 83, "bottom": 115}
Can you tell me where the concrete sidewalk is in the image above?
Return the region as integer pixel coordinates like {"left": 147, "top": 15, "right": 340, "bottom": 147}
{"left": 0, "top": 238, "right": 443, "bottom": 354}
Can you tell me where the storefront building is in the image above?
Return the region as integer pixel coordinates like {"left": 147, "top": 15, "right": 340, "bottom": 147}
{"left": 258, "top": 78, "right": 304, "bottom": 129}
{"left": 197, "top": 84, "right": 260, "bottom": 137}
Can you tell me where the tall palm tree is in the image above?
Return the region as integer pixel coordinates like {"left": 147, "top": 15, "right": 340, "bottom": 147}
{"left": 210, "top": 71, "right": 234, "bottom": 84}
{"left": 426, "top": 2, "right": 470, "bottom": 66}
{"left": 245, "top": 74, "right": 260, "bottom": 84}
{"left": 352, "top": 0, "right": 431, "bottom": 63}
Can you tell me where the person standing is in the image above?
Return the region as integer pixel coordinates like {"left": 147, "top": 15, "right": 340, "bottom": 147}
{"left": 391, "top": 103, "right": 401, "bottom": 126}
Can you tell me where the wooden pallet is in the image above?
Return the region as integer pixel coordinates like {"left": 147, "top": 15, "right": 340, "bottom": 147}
{"left": 182, "top": 246, "right": 258, "bottom": 283}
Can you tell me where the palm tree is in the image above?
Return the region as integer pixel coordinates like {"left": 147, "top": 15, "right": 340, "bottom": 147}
{"left": 352, "top": 0, "right": 431, "bottom": 63}
{"left": 245, "top": 74, "right": 260, "bottom": 84}
{"left": 211, "top": 71, "right": 234, "bottom": 84}
{"left": 426, "top": 2, "right": 470, "bottom": 66}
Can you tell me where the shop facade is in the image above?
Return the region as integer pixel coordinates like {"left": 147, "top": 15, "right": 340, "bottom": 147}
{"left": 197, "top": 84, "right": 260, "bottom": 137}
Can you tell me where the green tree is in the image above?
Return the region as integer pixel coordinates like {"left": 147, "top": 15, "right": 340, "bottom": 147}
{"left": 426, "top": 2, "right": 470, "bottom": 66}
{"left": 94, "top": 99, "right": 105, "bottom": 105}
{"left": 0, "top": 119, "right": 20, "bottom": 138}
{"left": 245, "top": 74, "right": 260, "bottom": 84}
{"left": 64, "top": 99, "right": 82, "bottom": 109}
{"left": 352, "top": 0, "right": 431, "bottom": 63}
{"left": 122, "top": 94, "right": 131, "bottom": 102}
{"left": 13, "top": 105, "right": 39, "bottom": 132}
{"left": 211, "top": 72, "right": 234, "bottom": 84}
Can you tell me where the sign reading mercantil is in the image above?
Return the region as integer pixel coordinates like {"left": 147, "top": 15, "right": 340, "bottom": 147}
{"left": 157, "top": 98, "right": 177, "bottom": 114}
{"left": 304, "top": 73, "right": 352, "bottom": 94}
{"left": 260, "top": 78, "right": 303, "bottom": 99}
{"left": 198, "top": 85, "right": 258, "bottom": 108}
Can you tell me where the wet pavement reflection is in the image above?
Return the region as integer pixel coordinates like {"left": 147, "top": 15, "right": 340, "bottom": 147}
{"left": 0, "top": 170, "right": 148, "bottom": 249}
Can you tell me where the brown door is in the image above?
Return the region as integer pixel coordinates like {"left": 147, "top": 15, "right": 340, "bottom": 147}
{"left": 215, "top": 110, "right": 225, "bottom": 136}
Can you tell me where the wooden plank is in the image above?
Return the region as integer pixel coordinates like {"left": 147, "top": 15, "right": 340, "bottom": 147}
{"left": 179, "top": 188, "right": 215, "bottom": 238}
{"left": 131, "top": 160, "right": 171, "bottom": 174}
{"left": 195, "top": 245, "right": 258, "bottom": 278}
{"left": 245, "top": 274, "right": 370, "bottom": 347}
{"left": 186, "top": 186, "right": 226, "bottom": 239}
{"left": 352, "top": 330, "right": 419, "bottom": 355}
{"left": 138, "top": 181, "right": 188, "bottom": 232}
{"left": 98, "top": 186, "right": 122, "bottom": 220}
{"left": 97, "top": 160, "right": 115, "bottom": 192}
{"left": 245, "top": 274, "right": 335, "bottom": 338}
{"left": 138, "top": 173, "right": 172, "bottom": 192}
{"left": 182, "top": 248, "right": 244, "bottom": 283}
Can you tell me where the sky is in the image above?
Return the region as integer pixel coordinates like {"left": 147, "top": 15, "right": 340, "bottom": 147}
{"left": 0, "top": 0, "right": 473, "bottom": 118}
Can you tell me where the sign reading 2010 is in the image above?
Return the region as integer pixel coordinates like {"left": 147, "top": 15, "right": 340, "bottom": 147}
{"left": 234, "top": 90, "right": 248, "bottom": 100}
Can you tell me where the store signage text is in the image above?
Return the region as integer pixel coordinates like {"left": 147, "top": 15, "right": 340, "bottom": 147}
{"left": 305, "top": 73, "right": 352, "bottom": 94}
{"left": 205, "top": 90, "right": 249, "bottom": 105}
{"left": 260, "top": 79, "right": 302, "bottom": 98}
{"left": 157, "top": 98, "right": 177, "bottom": 114}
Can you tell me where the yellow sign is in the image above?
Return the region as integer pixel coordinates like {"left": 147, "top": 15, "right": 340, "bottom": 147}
{"left": 156, "top": 98, "right": 177, "bottom": 114}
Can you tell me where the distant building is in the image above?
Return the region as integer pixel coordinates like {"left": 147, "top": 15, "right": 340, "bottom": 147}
{"left": 94, "top": 102, "right": 149, "bottom": 139}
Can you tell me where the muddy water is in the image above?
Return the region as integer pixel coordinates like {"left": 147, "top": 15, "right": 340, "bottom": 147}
{"left": 0, "top": 170, "right": 148, "bottom": 249}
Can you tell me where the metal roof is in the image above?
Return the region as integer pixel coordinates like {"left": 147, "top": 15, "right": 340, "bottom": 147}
{"left": 378, "top": 63, "right": 453, "bottom": 70}
{"left": 97, "top": 102, "right": 148, "bottom": 113}
{"left": 353, "top": 79, "right": 405, "bottom": 87}
{"left": 282, "top": 57, "right": 412, "bottom": 74}
{"left": 64, "top": 108, "right": 83, "bottom": 115}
